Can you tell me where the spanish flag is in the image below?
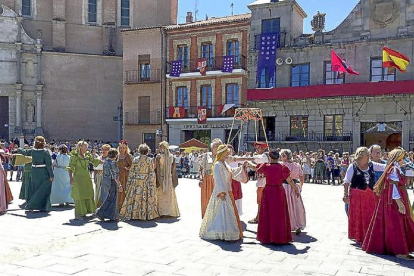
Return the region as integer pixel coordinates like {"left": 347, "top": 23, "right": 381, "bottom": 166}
{"left": 382, "top": 46, "right": 410, "bottom": 73}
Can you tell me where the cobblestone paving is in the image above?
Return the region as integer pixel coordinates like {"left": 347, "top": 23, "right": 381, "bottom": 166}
{"left": 0, "top": 178, "right": 414, "bottom": 276}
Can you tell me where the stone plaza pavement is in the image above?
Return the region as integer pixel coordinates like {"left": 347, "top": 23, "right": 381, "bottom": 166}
{"left": 1, "top": 178, "right": 414, "bottom": 276}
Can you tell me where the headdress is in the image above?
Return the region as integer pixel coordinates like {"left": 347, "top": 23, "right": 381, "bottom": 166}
{"left": 217, "top": 144, "right": 229, "bottom": 154}
{"left": 159, "top": 141, "right": 169, "bottom": 150}
{"left": 254, "top": 141, "right": 268, "bottom": 149}
{"left": 119, "top": 140, "right": 128, "bottom": 145}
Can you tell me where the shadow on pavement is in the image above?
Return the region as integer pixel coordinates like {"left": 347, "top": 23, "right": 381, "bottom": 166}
{"left": 263, "top": 244, "right": 311, "bottom": 255}
{"left": 365, "top": 253, "right": 414, "bottom": 269}
{"left": 157, "top": 217, "right": 180, "bottom": 224}
{"left": 206, "top": 239, "right": 243, "bottom": 252}
{"left": 293, "top": 233, "right": 318, "bottom": 244}
{"left": 124, "top": 220, "right": 158, "bottom": 228}
{"left": 63, "top": 219, "right": 89, "bottom": 226}
{"left": 24, "top": 211, "right": 50, "bottom": 219}
{"left": 95, "top": 221, "right": 120, "bottom": 231}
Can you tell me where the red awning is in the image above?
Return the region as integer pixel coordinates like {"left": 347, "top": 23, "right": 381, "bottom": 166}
{"left": 179, "top": 138, "right": 209, "bottom": 149}
{"left": 247, "top": 80, "right": 414, "bottom": 101}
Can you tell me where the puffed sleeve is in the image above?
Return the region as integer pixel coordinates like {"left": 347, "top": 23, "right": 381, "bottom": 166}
{"left": 282, "top": 165, "right": 291, "bottom": 180}
{"left": 90, "top": 156, "right": 101, "bottom": 167}
{"left": 44, "top": 151, "right": 54, "bottom": 178}
{"left": 67, "top": 155, "right": 76, "bottom": 172}
{"left": 213, "top": 162, "right": 228, "bottom": 194}
{"left": 18, "top": 148, "right": 32, "bottom": 156}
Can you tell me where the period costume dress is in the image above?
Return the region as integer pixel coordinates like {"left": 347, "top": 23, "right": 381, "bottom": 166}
{"left": 362, "top": 164, "right": 414, "bottom": 255}
{"left": 19, "top": 162, "right": 32, "bottom": 200}
{"left": 120, "top": 155, "right": 159, "bottom": 220}
{"left": 199, "top": 161, "right": 243, "bottom": 241}
{"left": 117, "top": 153, "right": 132, "bottom": 209}
{"left": 281, "top": 161, "right": 306, "bottom": 232}
{"left": 155, "top": 151, "right": 180, "bottom": 217}
{"left": 199, "top": 152, "right": 215, "bottom": 218}
{"left": 18, "top": 148, "right": 54, "bottom": 211}
{"left": 344, "top": 161, "right": 385, "bottom": 243}
{"left": 257, "top": 163, "right": 292, "bottom": 244}
{"left": 95, "top": 159, "right": 119, "bottom": 221}
{"left": 0, "top": 157, "right": 7, "bottom": 213}
{"left": 67, "top": 152, "right": 101, "bottom": 217}
{"left": 50, "top": 153, "right": 73, "bottom": 205}
{"left": 93, "top": 156, "right": 106, "bottom": 207}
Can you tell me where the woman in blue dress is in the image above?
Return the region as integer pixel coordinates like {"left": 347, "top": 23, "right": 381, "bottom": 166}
{"left": 50, "top": 145, "right": 73, "bottom": 206}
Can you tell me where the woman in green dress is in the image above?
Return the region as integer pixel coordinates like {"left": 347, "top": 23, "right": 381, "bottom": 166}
{"left": 68, "top": 141, "right": 102, "bottom": 220}
{"left": 18, "top": 136, "right": 54, "bottom": 212}
{"left": 18, "top": 145, "right": 32, "bottom": 201}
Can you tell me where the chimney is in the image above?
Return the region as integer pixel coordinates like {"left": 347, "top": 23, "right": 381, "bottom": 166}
{"left": 186, "top": 12, "right": 193, "bottom": 23}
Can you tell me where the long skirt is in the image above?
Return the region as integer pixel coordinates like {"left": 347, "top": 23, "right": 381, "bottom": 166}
{"left": 5, "top": 178, "right": 13, "bottom": 203}
{"left": 157, "top": 186, "right": 180, "bottom": 217}
{"left": 50, "top": 168, "right": 73, "bottom": 205}
{"left": 231, "top": 179, "right": 243, "bottom": 215}
{"left": 257, "top": 185, "right": 292, "bottom": 244}
{"left": 363, "top": 185, "right": 414, "bottom": 255}
{"left": 0, "top": 170, "right": 7, "bottom": 212}
{"left": 95, "top": 180, "right": 118, "bottom": 221}
{"left": 200, "top": 191, "right": 243, "bottom": 241}
{"left": 26, "top": 167, "right": 52, "bottom": 211}
{"left": 348, "top": 188, "right": 377, "bottom": 243}
{"left": 283, "top": 183, "right": 306, "bottom": 231}
{"left": 314, "top": 161, "right": 325, "bottom": 179}
{"left": 201, "top": 174, "right": 214, "bottom": 218}
{"left": 94, "top": 172, "right": 103, "bottom": 207}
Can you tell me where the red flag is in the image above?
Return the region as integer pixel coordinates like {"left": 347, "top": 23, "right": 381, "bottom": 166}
{"left": 168, "top": 107, "right": 185, "bottom": 118}
{"left": 197, "top": 107, "right": 207, "bottom": 124}
{"left": 331, "top": 50, "right": 359, "bottom": 75}
{"left": 197, "top": 58, "right": 207, "bottom": 76}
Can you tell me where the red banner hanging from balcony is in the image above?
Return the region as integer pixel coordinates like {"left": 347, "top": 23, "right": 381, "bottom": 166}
{"left": 197, "top": 58, "right": 207, "bottom": 76}
{"left": 197, "top": 107, "right": 207, "bottom": 124}
{"left": 168, "top": 107, "right": 185, "bottom": 118}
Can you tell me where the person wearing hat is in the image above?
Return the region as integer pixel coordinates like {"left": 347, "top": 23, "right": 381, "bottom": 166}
{"left": 199, "top": 144, "right": 244, "bottom": 241}
{"left": 248, "top": 141, "right": 269, "bottom": 224}
{"left": 362, "top": 147, "right": 414, "bottom": 260}
{"left": 117, "top": 140, "right": 132, "bottom": 210}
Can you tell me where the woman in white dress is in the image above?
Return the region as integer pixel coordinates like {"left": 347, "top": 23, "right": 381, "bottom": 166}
{"left": 200, "top": 144, "right": 244, "bottom": 241}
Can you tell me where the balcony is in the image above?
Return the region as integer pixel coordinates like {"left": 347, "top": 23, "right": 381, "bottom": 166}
{"left": 165, "top": 105, "right": 240, "bottom": 119}
{"left": 124, "top": 110, "right": 161, "bottom": 125}
{"left": 244, "top": 132, "right": 353, "bottom": 143}
{"left": 125, "top": 69, "right": 161, "bottom": 84}
{"left": 166, "top": 55, "right": 246, "bottom": 74}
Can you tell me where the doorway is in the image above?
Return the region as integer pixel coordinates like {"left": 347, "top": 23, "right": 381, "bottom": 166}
{"left": 0, "top": 97, "right": 9, "bottom": 141}
{"left": 361, "top": 122, "right": 402, "bottom": 151}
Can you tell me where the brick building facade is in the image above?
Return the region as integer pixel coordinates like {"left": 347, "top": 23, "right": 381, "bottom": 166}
{"left": 246, "top": 0, "right": 414, "bottom": 153}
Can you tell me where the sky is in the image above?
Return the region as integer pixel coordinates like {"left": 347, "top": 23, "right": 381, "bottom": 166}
{"left": 178, "top": 0, "right": 360, "bottom": 33}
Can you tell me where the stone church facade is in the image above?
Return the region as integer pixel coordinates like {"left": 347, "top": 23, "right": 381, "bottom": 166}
{"left": 0, "top": 0, "right": 177, "bottom": 142}
{"left": 246, "top": 0, "right": 414, "bottom": 152}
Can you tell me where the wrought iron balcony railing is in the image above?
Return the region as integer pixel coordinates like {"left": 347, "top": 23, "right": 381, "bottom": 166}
{"left": 166, "top": 55, "right": 246, "bottom": 74}
{"left": 125, "top": 69, "right": 161, "bottom": 84}
{"left": 124, "top": 110, "right": 161, "bottom": 125}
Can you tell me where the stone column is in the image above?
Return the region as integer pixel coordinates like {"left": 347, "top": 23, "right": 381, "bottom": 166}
{"left": 16, "top": 16, "right": 23, "bottom": 42}
{"left": 35, "top": 43, "right": 42, "bottom": 85}
{"left": 15, "top": 42, "right": 22, "bottom": 84}
{"left": 14, "top": 84, "right": 23, "bottom": 134}
{"left": 35, "top": 86, "right": 44, "bottom": 135}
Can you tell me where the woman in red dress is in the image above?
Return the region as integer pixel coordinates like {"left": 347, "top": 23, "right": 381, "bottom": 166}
{"left": 362, "top": 147, "right": 414, "bottom": 260}
{"left": 247, "top": 150, "right": 300, "bottom": 244}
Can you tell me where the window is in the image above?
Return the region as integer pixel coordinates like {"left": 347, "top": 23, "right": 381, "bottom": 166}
{"left": 290, "top": 116, "right": 308, "bottom": 137}
{"left": 291, "top": 64, "right": 310, "bottom": 87}
{"left": 201, "top": 42, "right": 214, "bottom": 67}
{"left": 200, "top": 85, "right": 212, "bottom": 109}
{"left": 177, "top": 45, "right": 189, "bottom": 69}
{"left": 22, "top": 0, "right": 31, "bottom": 17}
{"left": 324, "top": 61, "right": 344, "bottom": 84}
{"left": 370, "top": 58, "right": 395, "bottom": 82}
{"left": 227, "top": 40, "right": 239, "bottom": 64}
{"left": 88, "top": 0, "right": 97, "bottom": 23}
{"left": 121, "top": 0, "right": 130, "bottom": 26}
{"left": 139, "top": 55, "right": 150, "bottom": 80}
{"left": 262, "top": 18, "right": 280, "bottom": 34}
{"left": 324, "top": 115, "right": 343, "bottom": 136}
{"left": 143, "top": 133, "right": 156, "bottom": 152}
{"left": 258, "top": 68, "right": 276, "bottom": 88}
{"left": 176, "top": 87, "right": 188, "bottom": 109}
{"left": 226, "top": 84, "right": 239, "bottom": 106}
{"left": 138, "top": 96, "right": 150, "bottom": 124}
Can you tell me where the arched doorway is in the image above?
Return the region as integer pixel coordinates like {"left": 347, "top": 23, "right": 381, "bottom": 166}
{"left": 386, "top": 133, "right": 402, "bottom": 151}
{"left": 361, "top": 122, "right": 402, "bottom": 150}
